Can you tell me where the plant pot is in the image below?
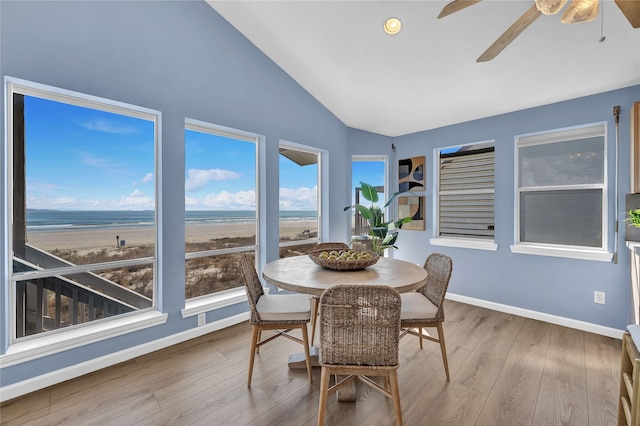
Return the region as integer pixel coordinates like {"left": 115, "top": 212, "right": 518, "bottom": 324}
{"left": 626, "top": 194, "right": 640, "bottom": 242}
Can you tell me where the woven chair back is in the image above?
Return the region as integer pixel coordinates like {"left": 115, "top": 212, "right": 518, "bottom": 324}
{"left": 419, "top": 253, "right": 453, "bottom": 321}
{"left": 239, "top": 254, "right": 264, "bottom": 324}
{"left": 315, "top": 242, "right": 349, "bottom": 251}
{"left": 319, "top": 284, "right": 401, "bottom": 367}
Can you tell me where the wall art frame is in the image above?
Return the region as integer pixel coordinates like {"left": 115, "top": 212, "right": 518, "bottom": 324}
{"left": 398, "top": 196, "right": 424, "bottom": 231}
{"left": 398, "top": 156, "right": 425, "bottom": 192}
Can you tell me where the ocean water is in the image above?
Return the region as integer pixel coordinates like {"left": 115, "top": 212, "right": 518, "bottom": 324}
{"left": 27, "top": 210, "right": 317, "bottom": 232}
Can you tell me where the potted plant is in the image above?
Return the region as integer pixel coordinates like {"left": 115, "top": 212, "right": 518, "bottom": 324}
{"left": 344, "top": 182, "right": 412, "bottom": 255}
{"left": 626, "top": 193, "right": 640, "bottom": 242}
{"left": 627, "top": 208, "right": 640, "bottom": 228}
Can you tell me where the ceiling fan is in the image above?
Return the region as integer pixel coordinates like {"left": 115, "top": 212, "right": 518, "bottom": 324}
{"left": 438, "top": 0, "right": 640, "bottom": 62}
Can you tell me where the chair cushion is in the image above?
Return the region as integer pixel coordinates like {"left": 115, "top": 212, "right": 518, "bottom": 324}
{"left": 400, "top": 292, "right": 438, "bottom": 320}
{"left": 256, "top": 294, "right": 311, "bottom": 321}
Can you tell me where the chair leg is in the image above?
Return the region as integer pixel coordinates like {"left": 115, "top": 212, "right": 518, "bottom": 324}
{"left": 437, "top": 322, "right": 450, "bottom": 381}
{"left": 317, "top": 367, "right": 331, "bottom": 426}
{"left": 247, "top": 325, "right": 260, "bottom": 387}
{"left": 300, "top": 323, "right": 313, "bottom": 383}
{"left": 256, "top": 329, "right": 262, "bottom": 353}
{"left": 389, "top": 369, "right": 403, "bottom": 426}
{"left": 310, "top": 296, "right": 320, "bottom": 346}
{"left": 418, "top": 327, "right": 424, "bottom": 349}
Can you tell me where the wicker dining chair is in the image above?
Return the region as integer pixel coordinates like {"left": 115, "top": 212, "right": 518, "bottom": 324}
{"left": 239, "top": 254, "right": 313, "bottom": 387}
{"left": 310, "top": 242, "right": 350, "bottom": 345}
{"left": 399, "top": 253, "right": 453, "bottom": 381}
{"left": 317, "top": 284, "right": 403, "bottom": 426}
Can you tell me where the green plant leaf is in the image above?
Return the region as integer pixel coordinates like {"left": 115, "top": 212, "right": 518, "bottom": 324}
{"left": 383, "top": 190, "right": 403, "bottom": 208}
{"left": 394, "top": 217, "right": 413, "bottom": 228}
{"left": 353, "top": 204, "right": 372, "bottom": 220}
{"left": 627, "top": 208, "right": 640, "bottom": 228}
{"left": 360, "top": 182, "right": 379, "bottom": 203}
{"left": 370, "top": 226, "right": 388, "bottom": 239}
{"left": 369, "top": 206, "right": 384, "bottom": 228}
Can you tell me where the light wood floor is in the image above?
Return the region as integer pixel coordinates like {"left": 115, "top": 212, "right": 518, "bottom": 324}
{"left": 1, "top": 300, "right": 622, "bottom": 425}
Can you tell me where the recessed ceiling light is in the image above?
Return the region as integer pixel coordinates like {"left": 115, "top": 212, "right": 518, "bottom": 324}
{"left": 384, "top": 17, "right": 402, "bottom": 35}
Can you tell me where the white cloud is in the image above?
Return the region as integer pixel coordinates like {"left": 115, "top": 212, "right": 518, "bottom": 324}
{"left": 79, "top": 118, "right": 136, "bottom": 134}
{"left": 115, "top": 190, "right": 154, "bottom": 209}
{"left": 74, "top": 151, "right": 126, "bottom": 178}
{"left": 140, "top": 173, "right": 153, "bottom": 183}
{"left": 186, "top": 186, "right": 317, "bottom": 211}
{"left": 279, "top": 186, "right": 317, "bottom": 210}
{"left": 185, "top": 168, "right": 242, "bottom": 192}
{"left": 26, "top": 189, "right": 155, "bottom": 211}
{"left": 186, "top": 190, "right": 256, "bottom": 210}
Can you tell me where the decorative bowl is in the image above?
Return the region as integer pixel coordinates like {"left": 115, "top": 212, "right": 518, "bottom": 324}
{"left": 308, "top": 249, "right": 379, "bottom": 271}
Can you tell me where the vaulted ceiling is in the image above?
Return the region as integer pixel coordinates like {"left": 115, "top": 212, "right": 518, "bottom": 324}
{"left": 208, "top": 1, "right": 640, "bottom": 137}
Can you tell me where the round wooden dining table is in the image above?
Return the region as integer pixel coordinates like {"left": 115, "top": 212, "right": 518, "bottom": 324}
{"left": 262, "top": 254, "right": 427, "bottom": 401}
{"left": 262, "top": 255, "right": 428, "bottom": 297}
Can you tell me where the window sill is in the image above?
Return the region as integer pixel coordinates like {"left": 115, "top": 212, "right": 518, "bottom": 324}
{"left": 1, "top": 310, "right": 168, "bottom": 368}
{"left": 430, "top": 237, "right": 498, "bottom": 251}
{"left": 509, "top": 244, "right": 613, "bottom": 262}
{"left": 182, "top": 287, "right": 246, "bottom": 318}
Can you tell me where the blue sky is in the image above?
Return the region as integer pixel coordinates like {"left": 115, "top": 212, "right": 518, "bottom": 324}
{"left": 25, "top": 96, "right": 155, "bottom": 211}
{"left": 24, "top": 95, "right": 379, "bottom": 211}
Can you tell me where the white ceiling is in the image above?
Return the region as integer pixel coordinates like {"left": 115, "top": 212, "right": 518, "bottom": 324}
{"left": 208, "top": 0, "right": 640, "bottom": 137}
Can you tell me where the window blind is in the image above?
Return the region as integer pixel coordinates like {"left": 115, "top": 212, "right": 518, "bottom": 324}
{"left": 439, "top": 147, "right": 495, "bottom": 239}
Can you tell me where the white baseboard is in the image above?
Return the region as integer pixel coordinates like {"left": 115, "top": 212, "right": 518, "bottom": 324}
{"left": 446, "top": 293, "right": 625, "bottom": 339}
{"left": 0, "top": 312, "right": 249, "bottom": 403}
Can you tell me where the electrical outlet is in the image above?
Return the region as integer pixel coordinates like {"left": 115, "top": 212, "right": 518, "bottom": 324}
{"left": 197, "top": 313, "right": 206, "bottom": 326}
{"left": 594, "top": 291, "right": 606, "bottom": 304}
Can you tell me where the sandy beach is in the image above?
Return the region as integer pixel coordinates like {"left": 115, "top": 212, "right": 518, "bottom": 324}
{"left": 27, "top": 220, "right": 319, "bottom": 251}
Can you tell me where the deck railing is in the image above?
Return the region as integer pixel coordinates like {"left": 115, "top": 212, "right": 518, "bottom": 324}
{"left": 13, "top": 245, "right": 152, "bottom": 338}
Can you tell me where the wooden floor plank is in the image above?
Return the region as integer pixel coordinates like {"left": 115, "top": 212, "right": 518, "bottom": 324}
{"left": 517, "top": 317, "right": 553, "bottom": 348}
{"left": 544, "top": 325, "right": 587, "bottom": 389}
{"left": 443, "top": 304, "right": 501, "bottom": 352}
{"left": 406, "top": 380, "right": 487, "bottom": 425}
{"left": 454, "top": 312, "right": 525, "bottom": 394}
{"left": 532, "top": 375, "right": 589, "bottom": 425}
{"left": 475, "top": 338, "right": 547, "bottom": 426}
{"left": 584, "top": 333, "right": 621, "bottom": 426}
{"left": 0, "top": 394, "right": 50, "bottom": 425}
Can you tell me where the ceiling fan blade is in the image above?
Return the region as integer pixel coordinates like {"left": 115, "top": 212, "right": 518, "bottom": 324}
{"left": 438, "top": 0, "right": 482, "bottom": 19}
{"left": 561, "top": 0, "right": 599, "bottom": 24}
{"left": 477, "top": 4, "right": 542, "bottom": 62}
{"left": 614, "top": 0, "right": 640, "bottom": 28}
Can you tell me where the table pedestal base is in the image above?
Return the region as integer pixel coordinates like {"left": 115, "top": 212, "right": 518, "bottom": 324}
{"left": 287, "top": 347, "right": 357, "bottom": 402}
{"left": 288, "top": 345, "right": 320, "bottom": 369}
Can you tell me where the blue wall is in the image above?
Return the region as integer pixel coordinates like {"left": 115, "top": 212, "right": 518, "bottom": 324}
{"left": 392, "top": 86, "right": 640, "bottom": 329}
{"left": 1, "top": 0, "right": 638, "bottom": 392}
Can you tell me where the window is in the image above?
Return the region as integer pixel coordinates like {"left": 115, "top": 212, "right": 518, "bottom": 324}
{"left": 279, "top": 142, "right": 320, "bottom": 257}
{"left": 433, "top": 142, "right": 496, "bottom": 250}
{"left": 513, "top": 123, "right": 608, "bottom": 260}
{"left": 8, "top": 79, "right": 159, "bottom": 340}
{"left": 184, "top": 120, "right": 258, "bottom": 300}
{"left": 351, "top": 157, "right": 386, "bottom": 237}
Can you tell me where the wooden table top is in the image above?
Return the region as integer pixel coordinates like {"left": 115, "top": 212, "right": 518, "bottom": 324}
{"left": 262, "top": 255, "right": 427, "bottom": 297}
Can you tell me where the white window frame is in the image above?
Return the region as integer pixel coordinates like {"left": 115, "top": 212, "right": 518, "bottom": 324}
{"left": 3, "top": 76, "right": 166, "bottom": 363}
{"left": 430, "top": 141, "right": 498, "bottom": 251}
{"left": 182, "top": 118, "right": 262, "bottom": 317}
{"left": 278, "top": 139, "right": 325, "bottom": 249}
{"left": 350, "top": 155, "right": 389, "bottom": 240}
{"left": 510, "top": 122, "right": 612, "bottom": 262}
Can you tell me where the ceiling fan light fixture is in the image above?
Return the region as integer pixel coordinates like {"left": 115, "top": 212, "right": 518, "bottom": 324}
{"left": 383, "top": 17, "right": 402, "bottom": 35}
{"left": 561, "top": 0, "right": 599, "bottom": 24}
{"left": 535, "top": 0, "right": 568, "bottom": 15}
